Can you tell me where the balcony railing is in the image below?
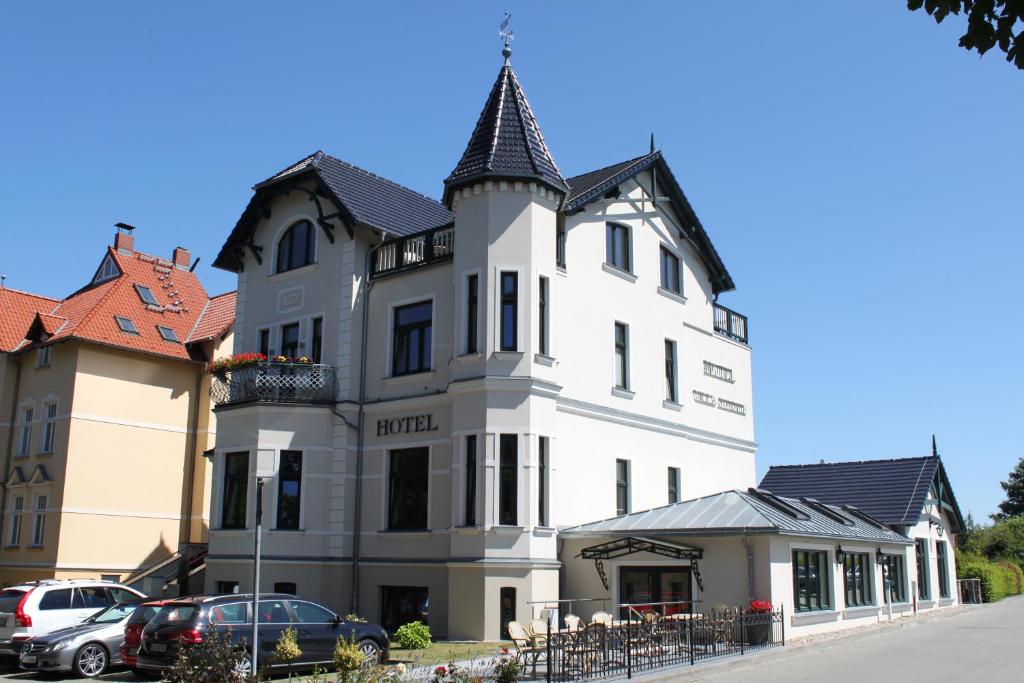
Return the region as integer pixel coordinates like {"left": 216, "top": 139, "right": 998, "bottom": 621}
{"left": 714, "top": 304, "right": 749, "bottom": 344}
{"left": 210, "top": 362, "right": 336, "bottom": 407}
{"left": 371, "top": 226, "right": 454, "bottom": 278}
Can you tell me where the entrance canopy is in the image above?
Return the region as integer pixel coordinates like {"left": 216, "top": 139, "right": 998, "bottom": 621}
{"left": 578, "top": 536, "right": 703, "bottom": 561}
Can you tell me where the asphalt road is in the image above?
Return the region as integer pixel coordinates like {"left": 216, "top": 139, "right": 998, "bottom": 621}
{"left": 655, "top": 596, "right": 1024, "bottom": 682}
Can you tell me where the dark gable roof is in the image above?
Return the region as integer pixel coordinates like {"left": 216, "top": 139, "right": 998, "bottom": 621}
{"left": 215, "top": 152, "right": 453, "bottom": 272}
{"left": 564, "top": 151, "right": 736, "bottom": 295}
{"left": 443, "top": 64, "right": 567, "bottom": 206}
{"left": 759, "top": 456, "right": 964, "bottom": 531}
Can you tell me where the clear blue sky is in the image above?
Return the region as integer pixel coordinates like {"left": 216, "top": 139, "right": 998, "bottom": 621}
{"left": 2, "top": 2, "right": 1021, "bottom": 522}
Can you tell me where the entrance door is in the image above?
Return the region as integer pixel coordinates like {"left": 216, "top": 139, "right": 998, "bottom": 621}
{"left": 619, "top": 566, "right": 692, "bottom": 618}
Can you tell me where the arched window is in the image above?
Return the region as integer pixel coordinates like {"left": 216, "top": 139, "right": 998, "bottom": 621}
{"left": 275, "top": 220, "right": 316, "bottom": 273}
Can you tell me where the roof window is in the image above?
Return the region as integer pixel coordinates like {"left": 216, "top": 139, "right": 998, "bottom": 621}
{"left": 801, "top": 498, "right": 855, "bottom": 526}
{"left": 157, "top": 326, "right": 180, "bottom": 343}
{"left": 134, "top": 284, "right": 159, "bottom": 306}
{"left": 747, "top": 488, "right": 810, "bottom": 521}
{"left": 93, "top": 255, "right": 121, "bottom": 284}
{"left": 114, "top": 316, "right": 139, "bottom": 335}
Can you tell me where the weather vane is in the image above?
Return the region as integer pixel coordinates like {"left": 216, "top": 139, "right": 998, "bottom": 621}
{"left": 499, "top": 12, "right": 514, "bottom": 62}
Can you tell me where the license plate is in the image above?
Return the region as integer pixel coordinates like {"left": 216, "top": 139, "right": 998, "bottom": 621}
{"left": 22, "top": 656, "right": 36, "bottom": 664}
{"left": 150, "top": 643, "right": 168, "bottom": 653}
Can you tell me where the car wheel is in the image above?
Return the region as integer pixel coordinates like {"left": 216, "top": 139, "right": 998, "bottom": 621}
{"left": 357, "top": 639, "right": 382, "bottom": 665}
{"left": 232, "top": 654, "right": 253, "bottom": 679}
{"left": 73, "top": 643, "right": 109, "bottom": 678}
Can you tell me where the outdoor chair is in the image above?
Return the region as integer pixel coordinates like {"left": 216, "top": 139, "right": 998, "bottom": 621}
{"left": 590, "top": 611, "right": 613, "bottom": 627}
{"left": 507, "top": 620, "right": 546, "bottom": 675}
{"left": 564, "top": 613, "right": 583, "bottom": 631}
{"left": 566, "top": 621, "right": 606, "bottom": 675}
{"left": 529, "top": 618, "right": 552, "bottom": 647}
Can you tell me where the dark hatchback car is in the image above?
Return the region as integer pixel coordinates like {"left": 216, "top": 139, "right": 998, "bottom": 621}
{"left": 136, "top": 594, "right": 388, "bottom": 676}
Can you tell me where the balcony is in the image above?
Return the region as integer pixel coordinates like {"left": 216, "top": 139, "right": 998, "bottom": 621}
{"left": 371, "top": 226, "right": 454, "bottom": 278}
{"left": 210, "top": 362, "right": 337, "bottom": 407}
{"left": 713, "top": 304, "right": 749, "bottom": 345}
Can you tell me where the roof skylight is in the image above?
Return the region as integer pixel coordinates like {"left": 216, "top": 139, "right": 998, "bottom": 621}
{"left": 134, "top": 284, "right": 159, "bottom": 306}
{"left": 115, "top": 316, "right": 139, "bottom": 334}
{"left": 157, "top": 325, "right": 180, "bottom": 343}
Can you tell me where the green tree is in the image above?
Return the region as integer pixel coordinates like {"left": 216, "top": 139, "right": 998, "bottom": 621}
{"left": 994, "top": 456, "right": 1024, "bottom": 521}
{"left": 908, "top": 1, "right": 1024, "bottom": 69}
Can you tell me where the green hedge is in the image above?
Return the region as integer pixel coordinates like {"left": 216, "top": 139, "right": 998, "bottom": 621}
{"left": 957, "top": 552, "right": 1024, "bottom": 602}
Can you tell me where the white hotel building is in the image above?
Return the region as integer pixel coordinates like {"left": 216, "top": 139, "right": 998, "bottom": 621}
{"left": 202, "top": 50, "right": 905, "bottom": 641}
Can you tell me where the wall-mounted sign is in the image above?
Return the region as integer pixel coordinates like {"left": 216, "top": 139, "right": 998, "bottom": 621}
{"left": 376, "top": 414, "right": 439, "bottom": 437}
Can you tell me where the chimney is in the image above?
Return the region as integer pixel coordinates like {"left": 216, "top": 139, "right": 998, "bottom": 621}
{"left": 172, "top": 246, "right": 191, "bottom": 269}
{"left": 114, "top": 222, "right": 136, "bottom": 254}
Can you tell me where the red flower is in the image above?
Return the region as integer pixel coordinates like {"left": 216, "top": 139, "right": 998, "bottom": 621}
{"left": 501, "top": 646, "right": 510, "bottom": 655}
{"left": 749, "top": 600, "right": 773, "bottom": 613}
{"left": 435, "top": 666, "right": 447, "bottom": 675}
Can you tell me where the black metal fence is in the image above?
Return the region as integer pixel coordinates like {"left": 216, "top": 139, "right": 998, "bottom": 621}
{"left": 209, "top": 362, "right": 337, "bottom": 406}
{"left": 530, "top": 608, "right": 784, "bottom": 681}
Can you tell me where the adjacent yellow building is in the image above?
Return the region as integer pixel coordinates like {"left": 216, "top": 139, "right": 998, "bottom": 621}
{"left": 0, "top": 229, "right": 234, "bottom": 589}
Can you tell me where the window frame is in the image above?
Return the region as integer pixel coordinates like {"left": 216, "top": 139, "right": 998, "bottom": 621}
{"left": 134, "top": 284, "right": 159, "bottom": 306}
{"left": 667, "top": 467, "right": 680, "bottom": 504}
{"left": 792, "top": 549, "right": 831, "bottom": 612}
{"left": 614, "top": 322, "right": 630, "bottom": 390}
{"left": 880, "top": 553, "right": 907, "bottom": 604}
{"left": 538, "top": 436, "right": 549, "bottom": 527}
{"left": 114, "top": 316, "right": 139, "bottom": 335}
{"left": 464, "top": 435, "right": 477, "bottom": 526}
{"left": 310, "top": 317, "right": 323, "bottom": 364}
{"left": 7, "top": 495, "right": 24, "bottom": 546}
{"left": 664, "top": 339, "right": 678, "bottom": 403}
{"left": 465, "top": 273, "right": 479, "bottom": 355}
{"left": 41, "top": 402, "right": 57, "bottom": 454}
{"left": 659, "top": 245, "right": 681, "bottom": 294}
{"left": 936, "top": 541, "right": 950, "bottom": 599}
{"left": 156, "top": 325, "right": 180, "bottom": 343}
{"left": 275, "top": 450, "right": 303, "bottom": 530}
{"left": 30, "top": 495, "right": 47, "bottom": 546}
{"left": 18, "top": 406, "right": 33, "bottom": 456}
{"left": 499, "top": 434, "right": 518, "bottom": 526}
{"left": 221, "top": 451, "right": 249, "bottom": 530}
{"left": 615, "top": 459, "right": 630, "bottom": 516}
{"left": 915, "top": 538, "right": 930, "bottom": 600}
{"left": 391, "top": 299, "right": 433, "bottom": 377}
{"left": 275, "top": 219, "right": 317, "bottom": 274}
{"left": 387, "top": 447, "right": 430, "bottom": 531}
{"left": 556, "top": 222, "right": 566, "bottom": 269}
{"left": 605, "top": 222, "right": 631, "bottom": 272}
{"left": 499, "top": 271, "right": 519, "bottom": 352}
{"left": 538, "top": 276, "right": 549, "bottom": 356}
{"left": 36, "top": 346, "right": 51, "bottom": 368}
{"left": 843, "top": 552, "right": 873, "bottom": 607}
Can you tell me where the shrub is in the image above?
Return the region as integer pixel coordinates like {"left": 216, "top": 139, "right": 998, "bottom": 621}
{"left": 958, "top": 558, "right": 1006, "bottom": 602}
{"left": 163, "top": 628, "right": 250, "bottom": 683}
{"left": 334, "top": 634, "right": 365, "bottom": 681}
{"left": 273, "top": 627, "right": 302, "bottom": 681}
{"left": 394, "top": 620, "right": 432, "bottom": 649}
{"left": 996, "top": 560, "right": 1024, "bottom": 595}
{"left": 491, "top": 647, "right": 523, "bottom": 683}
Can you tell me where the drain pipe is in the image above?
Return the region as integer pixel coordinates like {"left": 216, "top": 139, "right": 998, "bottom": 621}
{"left": 349, "top": 237, "right": 381, "bottom": 616}
{"left": 0, "top": 359, "right": 23, "bottom": 541}
{"left": 742, "top": 531, "right": 755, "bottom": 603}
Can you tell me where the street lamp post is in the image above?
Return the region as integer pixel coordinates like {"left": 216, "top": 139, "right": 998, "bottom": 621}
{"left": 251, "top": 477, "right": 266, "bottom": 680}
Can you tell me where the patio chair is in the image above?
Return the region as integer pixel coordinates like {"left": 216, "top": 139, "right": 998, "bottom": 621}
{"left": 566, "top": 621, "right": 606, "bottom": 676}
{"left": 529, "top": 618, "right": 552, "bottom": 647}
{"left": 564, "top": 613, "right": 583, "bottom": 631}
{"left": 590, "top": 611, "right": 613, "bottom": 627}
{"left": 507, "top": 621, "right": 546, "bottom": 675}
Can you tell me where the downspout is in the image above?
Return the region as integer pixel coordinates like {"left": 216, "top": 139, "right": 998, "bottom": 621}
{"left": 349, "top": 236, "right": 382, "bottom": 615}
{"left": 741, "top": 531, "right": 755, "bottom": 603}
{"left": 0, "top": 359, "right": 23, "bottom": 542}
{"left": 176, "top": 363, "right": 204, "bottom": 595}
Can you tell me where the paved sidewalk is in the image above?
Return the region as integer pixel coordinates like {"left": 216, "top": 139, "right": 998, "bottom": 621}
{"left": 633, "top": 597, "right": 1022, "bottom": 682}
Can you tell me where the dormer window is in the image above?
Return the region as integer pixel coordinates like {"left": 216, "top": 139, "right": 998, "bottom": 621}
{"left": 93, "top": 254, "right": 120, "bottom": 284}
{"left": 115, "top": 316, "right": 139, "bottom": 334}
{"left": 275, "top": 220, "right": 316, "bottom": 274}
{"left": 157, "top": 325, "right": 180, "bottom": 343}
{"left": 134, "top": 284, "right": 159, "bottom": 306}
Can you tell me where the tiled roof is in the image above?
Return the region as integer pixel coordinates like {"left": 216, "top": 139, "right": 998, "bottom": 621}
{"left": 6, "top": 247, "right": 235, "bottom": 361}
{"left": 759, "top": 457, "right": 942, "bottom": 527}
{"left": 443, "top": 64, "right": 567, "bottom": 206}
{"left": 187, "top": 291, "right": 237, "bottom": 342}
{"left": 0, "top": 288, "right": 59, "bottom": 352}
{"left": 564, "top": 153, "right": 655, "bottom": 208}
{"left": 560, "top": 489, "right": 911, "bottom": 545}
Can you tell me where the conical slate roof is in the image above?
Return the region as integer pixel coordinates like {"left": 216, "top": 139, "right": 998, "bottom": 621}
{"left": 443, "top": 64, "right": 567, "bottom": 206}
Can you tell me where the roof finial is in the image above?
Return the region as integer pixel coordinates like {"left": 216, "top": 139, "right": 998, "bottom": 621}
{"left": 650, "top": 132, "right": 656, "bottom": 153}
{"left": 932, "top": 434, "right": 938, "bottom": 458}
{"left": 499, "top": 12, "right": 514, "bottom": 63}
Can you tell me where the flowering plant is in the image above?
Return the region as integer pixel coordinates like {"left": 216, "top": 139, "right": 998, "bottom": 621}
{"left": 491, "top": 648, "right": 523, "bottom": 683}
{"left": 208, "top": 352, "right": 266, "bottom": 374}
{"left": 748, "top": 600, "right": 773, "bottom": 613}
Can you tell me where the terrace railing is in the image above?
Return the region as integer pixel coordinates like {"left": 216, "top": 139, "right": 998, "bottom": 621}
{"left": 713, "top": 304, "right": 749, "bottom": 345}
{"left": 372, "top": 226, "right": 454, "bottom": 278}
{"left": 209, "top": 362, "right": 336, "bottom": 407}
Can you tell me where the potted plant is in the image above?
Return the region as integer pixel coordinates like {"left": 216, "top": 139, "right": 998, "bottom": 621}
{"left": 743, "top": 600, "right": 773, "bottom": 645}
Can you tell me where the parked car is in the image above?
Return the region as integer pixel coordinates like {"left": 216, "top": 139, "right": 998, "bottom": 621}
{"left": 120, "top": 599, "right": 174, "bottom": 673}
{"left": 0, "top": 580, "right": 145, "bottom": 656}
{"left": 18, "top": 600, "right": 144, "bottom": 678}
{"left": 136, "top": 594, "right": 389, "bottom": 677}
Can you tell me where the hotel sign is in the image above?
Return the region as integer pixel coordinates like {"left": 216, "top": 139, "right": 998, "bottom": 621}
{"left": 376, "top": 414, "right": 439, "bottom": 437}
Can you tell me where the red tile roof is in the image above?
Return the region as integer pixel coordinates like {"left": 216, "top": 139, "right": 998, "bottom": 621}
{"left": 187, "top": 291, "right": 237, "bottom": 342}
{"left": 1, "top": 288, "right": 60, "bottom": 352}
{"left": 3, "top": 246, "right": 235, "bottom": 361}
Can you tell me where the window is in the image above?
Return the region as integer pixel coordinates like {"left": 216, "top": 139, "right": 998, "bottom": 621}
{"left": 39, "top": 589, "right": 73, "bottom": 610}
{"left": 499, "top": 435, "right": 518, "bottom": 525}
{"left": 288, "top": 600, "right": 334, "bottom": 622}
{"left": 556, "top": 222, "right": 566, "bottom": 268}
{"left": 18, "top": 407, "right": 33, "bottom": 456}
{"left": 615, "top": 459, "right": 630, "bottom": 516}
{"left": 660, "top": 246, "right": 681, "bottom": 294}
{"left": 499, "top": 587, "right": 516, "bottom": 640}
{"left": 538, "top": 276, "right": 550, "bottom": 356}
{"left": 465, "top": 274, "right": 478, "bottom": 354}
{"left": 311, "top": 317, "right": 323, "bottom": 363}
{"left": 110, "top": 587, "right": 136, "bottom": 601}
{"left": 221, "top": 452, "right": 249, "bottom": 529}
{"left": 792, "top": 549, "right": 831, "bottom": 612}
{"left": 880, "top": 554, "right": 906, "bottom": 604}
{"left": 31, "top": 495, "right": 47, "bottom": 546}
{"left": 134, "top": 284, "right": 159, "bottom": 305}
{"left": 464, "top": 435, "right": 477, "bottom": 526}
{"left": 614, "top": 323, "right": 629, "bottom": 390}
{"left": 258, "top": 599, "right": 290, "bottom": 623}
{"left": 500, "top": 272, "right": 518, "bottom": 352}
{"left": 275, "top": 583, "right": 299, "bottom": 596}
{"left": 388, "top": 447, "right": 429, "bottom": 530}
{"left": 280, "top": 323, "right": 300, "bottom": 359}
{"left": 381, "top": 586, "right": 428, "bottom": 633}
{"left": 936, "top": 541, "right": 950, "bottom": 598}
{"left": 36, "top": 346, "right": 51, "bottom": 368}
{"left": 216, "top": 580, "right": 240, "bottom": 594}
{"left": 94, "top": 254, "right": 120, "bottom": 283}
{"left": 276, "top": 451, "right": 302, "bottom": 530}
{"left": 668, "top": 467, "right": 680, "bottom": 504}
{"left": 157, "top": 325, "right": 180, "bottom": 343}
{"left": 7, "top": 496, "right": 23, "bottom": 546}
{"left": 42, "top": 403, "right": 57, "bottom": 453}
{"left": 538, "top": 437, "right": 549, "bottom": 527}
{"left": 73, "top": 587, "right": 110, "bottom": 609}
{"left": 276, "top": 220, "right": 316, "bottom": 273}
{"left": 620, "top": 566, "right": 692, "bottom": 618}
{"left": 209, "top": 602, "right": 247, "bottom": 624}
{"left": 843, "top": 553, "right": 872, "bottom": 607}
{"left": 259, "top": 329, "right": 271, "bottom": 358}
{"left": 392, "top": 301, "right": 432, "bottom": 376}
{"left": 115, "top": 316, "right": 138, "bottom": 334}
{"left": 664, "top": 339, "right": 677, "bottom": 403}
{"left": 915, "top": 539, "right": 930, "bottom": 600}
{"left": 606, "top": 223, "right": 630, "bottom": 271}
